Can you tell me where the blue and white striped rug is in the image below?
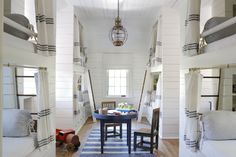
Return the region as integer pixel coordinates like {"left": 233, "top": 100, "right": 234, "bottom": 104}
{"left": 80, "top": 129, "right": 155, "bottom": 157}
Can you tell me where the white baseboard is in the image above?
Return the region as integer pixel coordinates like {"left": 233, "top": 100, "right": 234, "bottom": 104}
{"left": 160, "top": 136, "right": 179, "bottom": 140}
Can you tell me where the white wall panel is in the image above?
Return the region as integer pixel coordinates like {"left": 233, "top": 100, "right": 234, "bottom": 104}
{"left": 160, "top": 7, "right": 180, "bottom": 139}
{"left": 56, "top": 3, "right": 74, "bottom": 129}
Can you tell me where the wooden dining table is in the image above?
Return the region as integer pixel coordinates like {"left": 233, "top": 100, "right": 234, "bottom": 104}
{"left": 93, "top": 110, "right": 138, "bottom": 154}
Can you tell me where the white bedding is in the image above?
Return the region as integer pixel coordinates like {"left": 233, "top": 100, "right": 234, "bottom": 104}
{"left": 201, "top": 140, "right": 236, "bottom": 157}
{"left": 3, "top": 136, "right": 35, "bottom": 157}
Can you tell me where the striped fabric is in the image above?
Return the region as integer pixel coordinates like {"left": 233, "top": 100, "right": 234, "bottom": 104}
{"left": 74, "top": 15, "right": 83, "bottom": 65}
{"left": 80, "top": 129, "right": 154, "bottom": 157}
{"left": 38, "top": 135, "right": 54, "bottom": 148}
{"left": 183, "top": 0, "right": 201, "bottom": 56}
{"left": 184, "top": 71, "right": 202, "bottom": 151}
{"left": 155, "top": 16, "right": 162, "bottom": 62}
{"left": 35, "top": 0, "right": 56, "bottom": 56}
{"left": 155, "top": 75, "right": 161, "bottom": 108}
{"left": 35, "top": 70, "right": 54, "bottom": 149}
{"left": 38, "top": 108, "right": 51, "bottom": 117}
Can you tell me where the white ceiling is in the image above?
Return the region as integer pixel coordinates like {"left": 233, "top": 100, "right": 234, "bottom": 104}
{"left": 72, "top": 0, "right": 174, "bottom": 22}
{"left": 67, "top": 0, "right": 177, "bottom": 53}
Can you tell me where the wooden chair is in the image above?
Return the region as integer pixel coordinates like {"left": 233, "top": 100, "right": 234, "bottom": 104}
{"left": 133, "top": 108, "right": 160, "bottom": 154}
{"left": 101, "top": 101, "right": 122, "bottom": 140}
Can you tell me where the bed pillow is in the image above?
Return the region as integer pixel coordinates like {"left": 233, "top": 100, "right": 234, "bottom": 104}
{"left": 3, "top": 109, "right": 32, "bottom": 137}
{"left": 203, "top": 17, "right": 236, "bottom": 44}
{"left": 201, "top": 111, "right": 236, "bottom": 140}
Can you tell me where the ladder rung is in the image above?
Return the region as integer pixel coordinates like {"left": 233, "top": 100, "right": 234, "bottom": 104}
{"left": 17, "top": 94, "right": 37, "bottom": 97}
{"left": 201, "top": 95, "right": 219, "bottom": 97}
{"left": 16, "top": 76, "right": 35, "bottom": 78}
{"left": 203, "top": 76, "right": 220, "bottom": 79}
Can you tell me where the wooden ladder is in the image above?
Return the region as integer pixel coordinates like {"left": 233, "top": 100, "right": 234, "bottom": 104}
{"left": 138, "top": 69, "right": 148, "bottom": 122}
{"left": 86, "top": 69, "right": 96, "bottom": 122}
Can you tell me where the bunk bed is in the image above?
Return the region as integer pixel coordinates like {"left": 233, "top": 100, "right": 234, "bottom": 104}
{"left": 182, "top": 16, "right": 236, "bottom": 69}
{"left": 182, "top": 1, "right": 236, "bottom": 156}
{"left": 3, "top": 15, "right": 36, "bottom": 53}
{"left": 2, "top": 1, "right": 56, "bottom": 156}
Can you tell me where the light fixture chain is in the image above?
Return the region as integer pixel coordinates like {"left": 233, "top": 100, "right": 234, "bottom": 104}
{"left": 118, "top": 0, "right": 120, "bottom": 18}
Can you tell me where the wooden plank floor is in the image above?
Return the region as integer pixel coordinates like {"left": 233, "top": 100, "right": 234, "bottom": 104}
{"left": 56, "top": 117, "right": 179, "bottom": 157}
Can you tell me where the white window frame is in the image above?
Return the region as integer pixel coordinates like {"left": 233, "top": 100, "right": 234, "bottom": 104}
{"left": 106, "top": 69, "right": 130, "bottom": 98}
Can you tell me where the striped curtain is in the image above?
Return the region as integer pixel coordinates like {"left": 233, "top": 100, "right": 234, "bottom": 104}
{"left": 35, "top": 0, "right": 56, "bottom": 56}
{"left": 35, "top": 69, "right": 54, "bottom": 149}
{"left": 73, "top": 15, "right": 82, "bottom": 65}
{"left": 183, "top": 0, "right": 201, "bottom": 56}
{"left": 155, "top": 74, "right": 162, "bottom": 108}
{"left": 156, "top": 15, "right": 162, "bottom": 63}
{"left": 184, "top": 71, "right": 202, "bottom": 151}
{"left": 3, "top": 67, "right": 18, "bottom": 109}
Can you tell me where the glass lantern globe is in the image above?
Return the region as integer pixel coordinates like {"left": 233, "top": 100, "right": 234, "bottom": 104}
{"left": 109, "top": 18, "right": 128, "bottom": 46}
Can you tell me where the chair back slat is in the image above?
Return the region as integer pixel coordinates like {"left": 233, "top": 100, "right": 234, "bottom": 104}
{"left": 101, "top": 101, "right": 116, "bottom": 110}
{"left": 151, "top": 108, "right": 160, "bottom": 134}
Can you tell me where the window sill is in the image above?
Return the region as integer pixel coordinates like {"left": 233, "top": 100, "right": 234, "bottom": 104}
{"left": 105, "top": 95, "right": 133, "bottom": 99}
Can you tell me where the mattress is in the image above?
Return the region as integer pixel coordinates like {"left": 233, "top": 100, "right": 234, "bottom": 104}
{"left": 203, "top": 17, "right": 236, "bottom": 44}
{"left": 3, "top": 136, "right": 35, "bottom": 157}
{"left": 201, "top": 140, "right": 236, "bottom": 157}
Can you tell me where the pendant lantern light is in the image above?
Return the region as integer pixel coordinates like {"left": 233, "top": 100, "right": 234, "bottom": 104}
{"left": 109, "top": 0, "right": 128, "bottom": 46}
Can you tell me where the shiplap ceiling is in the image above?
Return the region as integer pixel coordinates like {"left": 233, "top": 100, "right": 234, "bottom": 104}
{"left": 68, "top": 0, "right": 177, "bottom": 53}
{"left": 72, "top": 0, "right": 175, "bottom": 23}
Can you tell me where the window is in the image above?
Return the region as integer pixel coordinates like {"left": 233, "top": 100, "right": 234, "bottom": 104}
{"left": 23, "top": 68, "right": 37, "bottom": 95}
{"left": 108, "top": 69, "right": 128, "bottom": 97}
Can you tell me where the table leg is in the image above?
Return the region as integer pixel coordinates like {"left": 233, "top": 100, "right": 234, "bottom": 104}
{"left": 127, "top": 123, "right": 128, "bottom": 145}
{"left": 127, "top": 120, "right": 131, "bottom": 154}
{"left": 100, "top": 121, "right": 104, "bottom": 154}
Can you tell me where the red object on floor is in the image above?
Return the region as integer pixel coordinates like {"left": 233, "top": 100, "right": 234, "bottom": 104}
{"left": 56, "top": 129, "right": 75, "bottom": 142}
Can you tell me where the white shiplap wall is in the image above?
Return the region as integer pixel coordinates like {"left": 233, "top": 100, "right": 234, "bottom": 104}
{"left": 159, "top": 7, "right": 180, "bottom": 139}
{"left": 11, "top": 0, "right": 25, "bottom": 14}
{"left": 87, "top": 52, "right": 147, "bottom": 109}
{"left": 56, "top": 3, "right": 74, "bottom": 129}
{"left": 212, "top": 0, "right": 226, "bottom": 17}
{"left": 3, "top": 0, "right": 25, "bottom": 14}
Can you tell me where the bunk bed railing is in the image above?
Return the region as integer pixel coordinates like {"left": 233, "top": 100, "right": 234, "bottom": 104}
{"left": 201, "top": 16, "right": 236, "bottom": 38}
{"left": 3, "top": 16, "right": 37, "bottom": 37}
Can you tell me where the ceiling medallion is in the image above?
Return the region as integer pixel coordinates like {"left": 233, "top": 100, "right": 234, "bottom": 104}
{"left": 109, "top": 0, "right": 128, "bottom": 46}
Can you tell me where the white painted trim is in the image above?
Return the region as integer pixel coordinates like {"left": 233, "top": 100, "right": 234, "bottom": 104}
{"left": 105, "top": 68, "right": 131, "bottom": 98}
{"left": 161, "top": 137, "right": 179, "bottom": 140}
{"left": 0, "top": 0, "right": 3, "bottom": 155}
{"left": 160, "top": 136, "right": 179, "bottom": 140}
